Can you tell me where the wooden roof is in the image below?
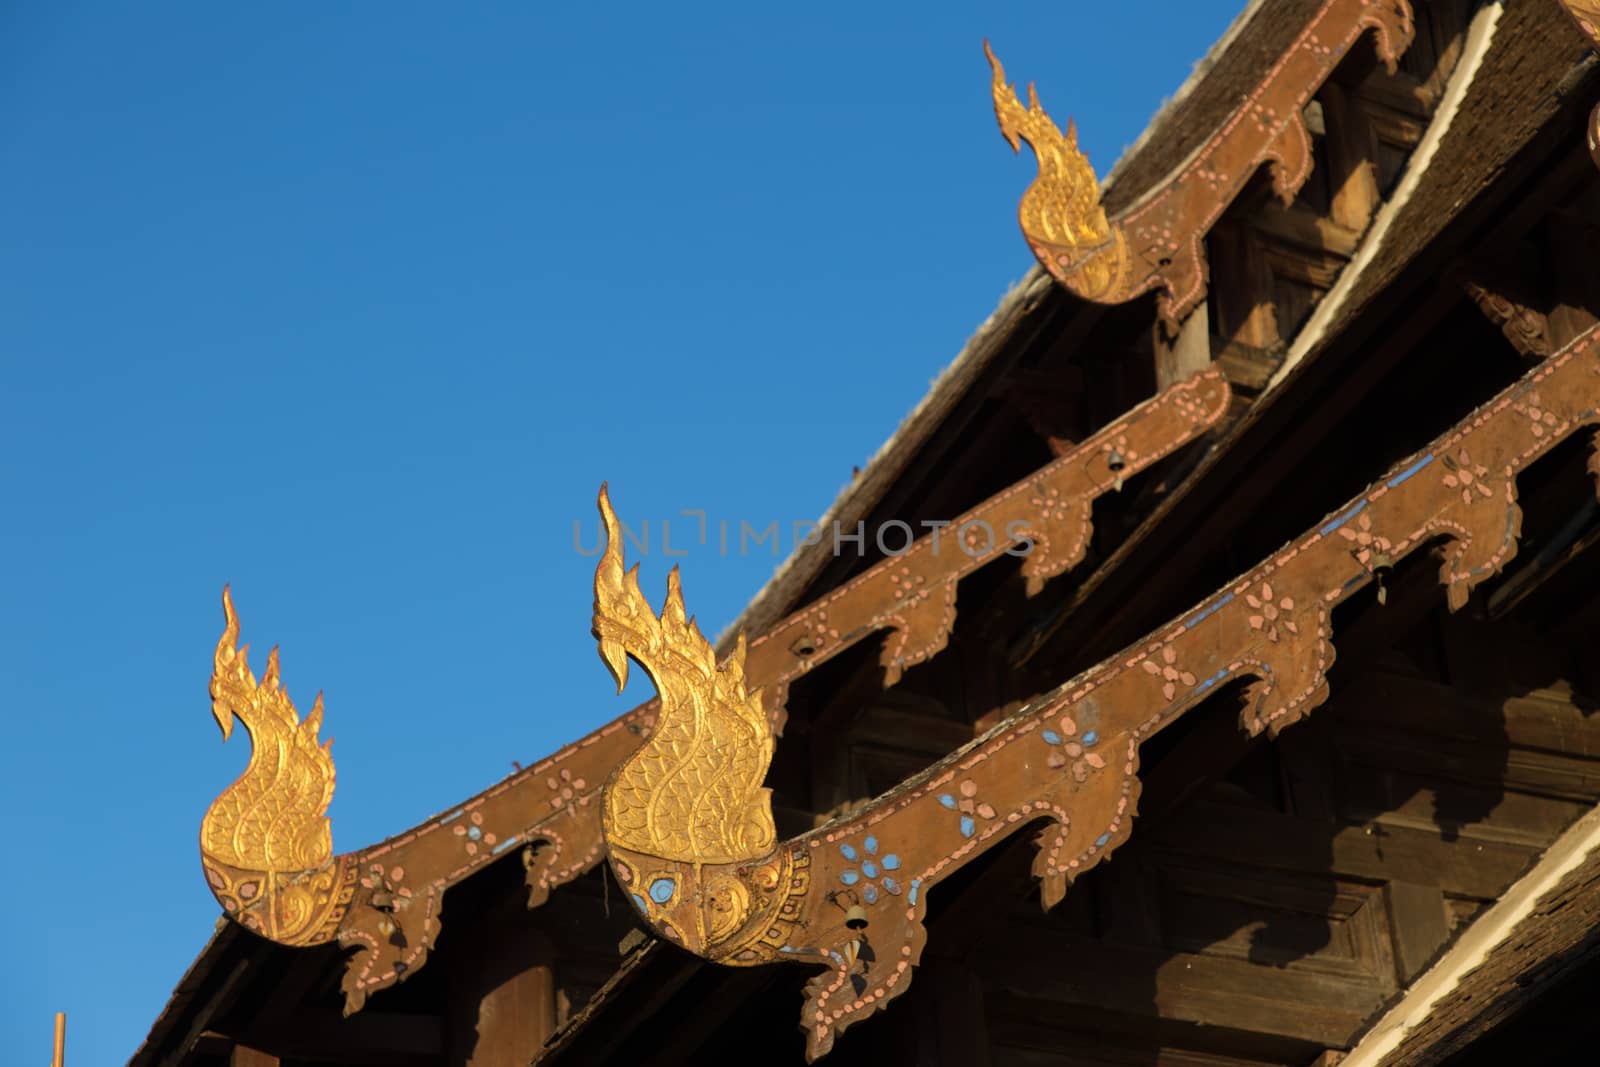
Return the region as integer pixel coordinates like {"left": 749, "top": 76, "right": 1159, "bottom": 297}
{"left": 133, "top": 1, "right": 1600, "bottom": 1063}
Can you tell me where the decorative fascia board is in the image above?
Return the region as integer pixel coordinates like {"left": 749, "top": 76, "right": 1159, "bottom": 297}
{"left": 597, "top": 323, "right": 1600, "bottom": 1061}
{"left": 1557, "top": 1, "right": 1600, "bottom": 170}
{"left": 198, "top": 370, "right": 1229, "bottom": 1012}
{"left": 990, "top": 0, "right": 1415, "bottom": 328}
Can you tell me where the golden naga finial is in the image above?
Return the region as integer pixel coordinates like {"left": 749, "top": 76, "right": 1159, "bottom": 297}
{"left": 596, "top": 485, "right": 799, "bottom": 957}
{"left": 201, "top": 587, "right": 347, "bottom": 943}
{"left": 986, "top": 40, "right": 1128, "bottom": 300}
{"left": 594, "top": 485, "right": 776, "bottom": 865}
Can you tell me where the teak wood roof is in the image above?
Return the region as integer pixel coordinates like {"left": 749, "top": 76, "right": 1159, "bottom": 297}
{"left": 134, "top": 1, "right": 1600, "bottom": 1064}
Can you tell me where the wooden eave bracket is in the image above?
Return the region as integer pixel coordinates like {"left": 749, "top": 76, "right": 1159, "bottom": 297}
{"left": 197, "top": 368, "right": 1230, "bottom": 1013}
{"left": 602, "top": 322, "right": 1600, "bottom": 1062}
{"left": 992, "top": 0, "right": 1416, "bottom": 328}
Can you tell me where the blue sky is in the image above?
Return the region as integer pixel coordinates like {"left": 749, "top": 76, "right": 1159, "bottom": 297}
{"left": 1, "top": 3, "right": 1241, "bottom": 1061}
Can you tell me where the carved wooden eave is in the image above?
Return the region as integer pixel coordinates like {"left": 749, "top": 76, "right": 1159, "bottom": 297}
{"left": 194, "top": 370, "right": 1229, "bottom": 1012}
{"left": 1012, "top": 0, "right": 1598, "bottom": 691}
{"left": 990, "top": 0, "right": 1414, "bottom": 329}
{"left": 596, "top": 322, "right": 1600, "bottom": 1061}
{"left": 134, "top": 3, "right": 1600, "bottom": 1061}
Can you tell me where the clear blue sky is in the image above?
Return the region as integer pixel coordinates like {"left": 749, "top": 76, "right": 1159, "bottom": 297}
{"left": 1, "top": 3, "right": 1240, "bottom": 1061}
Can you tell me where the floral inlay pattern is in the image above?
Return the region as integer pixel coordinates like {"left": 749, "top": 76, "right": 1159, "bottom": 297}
{"left": 1041, "top": 714, "right": 1104, "bottom": 782}
{"left": 545, "top": 767, "right": 587, "bottom": 811}
{"left": 837, "top": 835, "right": 903, "bottom": 904}
{"left": 1441, "top": 448, "right": 1495, "bottom": 504}
{"left": 1337, "top": 511, "right": 1392, "bottom": 568}
{"left": 1244, "top": 582, "right": 1298, "bottom": 644}
{"left": 452, "top": 811, "right": 499, "bottom": 855}
{"left": 1141, "top": 646, "right": 1197, "bottom": 700}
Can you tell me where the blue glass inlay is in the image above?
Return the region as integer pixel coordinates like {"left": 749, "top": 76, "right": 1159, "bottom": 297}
{"left": 1387, "top": 453, "right": 1434, "bottom": 488}
{"left": 882, "top": 876, "right": 901, "bottom": 894}
{"left": 1194, "top": 668, "right": 1228, "bottom": 694}
{"left": 1185, "top": 592, "right": 1235, "bottom": 629}
{"left": 467, "top": 826, "right": 482, "bottom": 841}
{"left": 1082, "top": 731, "right": 1098, "bottom": 746}
{"left": 959, "top": 815, "right": 976, "bottom": 838}
{"left": 648, "top": 877, "right": 676, "bottom": 904}
{"left": 492, "top": 835, "right": 520, "bottom": 855}
{"left": 441, "top": 807, "right": 467, "bottom": 824}
{"left": 1095, "top": 832, "right": 1111, "bottom": 848}
{"left": 909, "top": 879, "right": 922, "bottom": 905}
{"left": 1320, "top": 499, "right": 1367, "bottom": 536}
{"left": 862, "top": 861, "right": 879, "bottom": 879}
{"left": 1041, "top": 729, "right": 1062, "bottom": 745}
{"left": 840, "top": 870, "right": 860, "bottom": 886}
{"left": 864, "top": 884, "right": 878, "bottom": 904}
{"left": 882, "top": 854, "right": 900, "bottom": 871}
{"left": 864, "top": 835, "right": 878, "bottom": 854}
{"left": 938, "top": 794, "right": 957, "bottom": 809}
{"left": 840, "top": 843, "right": 857, "bottom": 861}
{"left": 631, "top": 893, "right": 649, "bottom": 913}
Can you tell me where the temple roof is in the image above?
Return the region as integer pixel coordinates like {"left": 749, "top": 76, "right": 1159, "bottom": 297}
{"left": 133, "top": 1, "right": 1600, "bottom": 1063}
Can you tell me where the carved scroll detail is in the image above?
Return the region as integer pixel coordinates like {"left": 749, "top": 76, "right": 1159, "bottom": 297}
{"left": 197, "top": 371, "right": 1227, "bottom": 1011}
{"left": 991, "top": 0, "right": 1415, "bottom": 327}
{"left": 602, "top": 324, "right": 1600, "bottom": 1061}
{"left": 1557, "top": 1, "right": 1600, "bottom": 171}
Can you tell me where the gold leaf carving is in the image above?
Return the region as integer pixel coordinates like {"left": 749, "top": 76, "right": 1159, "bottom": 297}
{"left": 202, "top": 587, "right": 335, "bottom": 874}
{"left": 986, "top": 40, "right": 1125, "bottom": 299}
{"left": 594, "top": 485, "right": 776, "bottom": 865}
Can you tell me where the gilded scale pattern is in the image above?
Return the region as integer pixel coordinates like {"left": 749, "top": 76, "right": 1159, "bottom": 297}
{"left": 990, "top": 0, "right": 1414, "bottom": 326}
{"left": 598, "top": 323, "right": 1600, "bottom": 1061}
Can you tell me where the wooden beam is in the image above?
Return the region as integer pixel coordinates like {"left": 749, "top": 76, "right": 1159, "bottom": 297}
{"left": 1156, "top": 303, "right": 1213, "bottom": 390}
{"left": 971, "top": 933, "right": 1387, "bottom": 1047}
{"left": 1320, "top": 81, "right": 1380, "bottom": 238}
{"left": 229, "top": 1047, "right": 278, "bottom": 1067}
{"left": 1341, "top": 802, "right": 1600, "bottom": 1065}
{"left": 233, "top": 1014, "right": 443, "bottom": 1066}
{"left": 446, "top": 910, "right": 557, "bottom": 1065}
{"left": 1209, "top": 220, "right": 1281, "bottom": 353}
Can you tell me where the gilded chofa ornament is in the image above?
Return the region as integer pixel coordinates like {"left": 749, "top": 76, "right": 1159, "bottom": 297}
{"left": 989, "top": 0, "right": 1415, "bottom": 326}
{"left": 595, "top": 485, "right": 809, "bottom": 958}
{"left": 202, "top": 588, "right": 353, "bottom": 944}
{"left": 986, "top": 40, "right": 1126, "bottom": 303}
{"left": 1557, "top": 0, "right": 1600, "bottom": 170}
{"left": 595, "top": 483, "right": 776, "bottom": 865}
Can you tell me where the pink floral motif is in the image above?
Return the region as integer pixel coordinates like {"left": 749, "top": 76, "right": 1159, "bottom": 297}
{"left": 544, "top": 768, "right": 587, "bottom": 811}
{"left": 1244, "top": 582, "right": 1297, "bottom": 644}
{"left": 955, "top": 778, "right": 998, "bottom": 821}
{"left": 1043, "top": 714, "right": 1106, "bottom": 782}
{"left": 1441, "top": 448, "right": 1495, "bottom": 505}
{"left": 889, "top": 567, "right": 924, "bottom": 603}
{"left": 1030, "top": 484, "right": 1073, "bottom": 522}
{"left": 1140, "top": 646, "right": 1196, "bottom": 701}
{"left": 1337, "top": 511, "right": 1392, "bottom": 567}
{"left": 359, "top": 862, "right": 413, "bottom": 915}
{"left": 1514, "top": 391, "right": 1561, "bottom": 437}
{"left": 453, "top": 810, "right": 499, "bottom": 855}
{"left": 792, "top": 609, "right": 838, "bottom": 658}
